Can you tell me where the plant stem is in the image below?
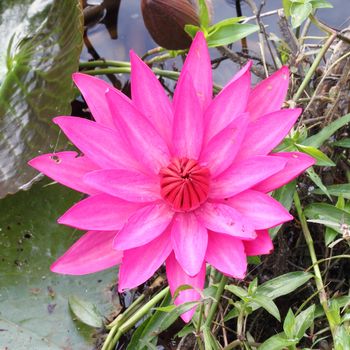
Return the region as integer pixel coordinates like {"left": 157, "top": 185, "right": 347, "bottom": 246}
{"left": 79, "top": 60, "right": 130, "bottom": 68}
{"left": 204, "top": 273, "right": 228, "bottom": 328}
{"left": 293, "top": 32, "right": 336, "bottom": 102}
{"left": 293, "top": 191, "right": 337, "bottom": 339}
{"left": 102, "top": 287, "right": 170, "bottom": 350}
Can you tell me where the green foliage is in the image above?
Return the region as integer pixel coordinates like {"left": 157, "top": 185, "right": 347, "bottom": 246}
{"left": 0, "top": 0, "right": 83, "bottom": 198}
{"left": 185, "top": 17, "right": 259, "bottom": 47}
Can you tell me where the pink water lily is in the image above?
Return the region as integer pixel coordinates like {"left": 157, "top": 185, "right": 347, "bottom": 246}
{"left": 29, "top": 32, "right": 314, "bottom": 322}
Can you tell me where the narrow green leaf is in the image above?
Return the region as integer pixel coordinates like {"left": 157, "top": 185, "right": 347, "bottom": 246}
{"left": 206, "top": 22, "right": 259, "bottom": 47}
{"left": 198, "top": 0, "right": 210, "bottom": 28}
{"left": 225, "top": 285, "right": 249, "bottom": 299}
{"left": 68, "top": 295, "right": 103, "bottom": 328}
{"left": 334, "top": 325, "right": 350, "bottom": 350}
{"left": 259, "top": 333, "right": 298, "bottom": 350}
{"left": 283, "top": 309, "right": 296, "bottom": 339}
{"left": 302, "top": 113, "right": 350, "bottom": 148}
{"left": 304, "top": 203, "right": 350, "bottom": 226}
{"left": 257, "top": 272, "right": 313, "bottom": 299}
{"left": 325, "top": 226, "right": 340, "bottom": 245}
{"left": 252, "top": 294, "right": 281, "bottom": 321}
{"left": 293, "top": 304, "right": 315, "bottom": 339}
{"left": 184, "top": 24, "right": 201, "bottom": 38}
{"left": 307, "top": 167, "right": 332, "bottom": 200}
{"left": 290, "top": 2, "right": 312, "bottom": 28}
{"left": 296, "top": 144, "right": 335, "bottom": 166}
{"left": 282, "top": 0, "right": 292, "bottom": 16}
{"left": 310, "top": 0, "right": 333, "bottom": 9}
{"left": 333, "top": 138, "right": 350, "bottom": 148}
{"left": 312, "top": 184, "right": 350, "bottom": 199}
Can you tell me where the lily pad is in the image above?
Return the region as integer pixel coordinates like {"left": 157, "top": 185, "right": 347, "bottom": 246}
{"left": 0, "top": 0, "right": 83, "bottom": 198}
{"left": 0, "top": 180, "right": 120, "bottom": 349}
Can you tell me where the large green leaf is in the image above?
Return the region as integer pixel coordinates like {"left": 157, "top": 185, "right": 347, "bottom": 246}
{"left": 0, "top": 181, "right": 119, "bottom": 349}
{"left": 0, "top": 0, "right": 83, "bottom": 198}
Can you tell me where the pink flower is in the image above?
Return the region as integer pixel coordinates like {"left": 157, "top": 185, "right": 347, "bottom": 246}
{"left": 29, "top": 32, "right": 314, "bottom": 322}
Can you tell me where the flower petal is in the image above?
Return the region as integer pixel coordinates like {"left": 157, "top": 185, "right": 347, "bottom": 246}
{"left": 227, "top": 190, "right": 293, "bottom": 229}
{"left": 244, "top": 230, "right": 273, "bottom": 256}
{"left": 172, "top": 72, "right": 203, "bottom": 159}
{"left": 253, "top": 152, "right": 315, "bottom": 193}
{"left": 166, "top": 252, "right": 206, "bottom": 323}
{"left": 58, "top": 194, "right": 143, "bottom": 230}
{"left": 130, "top": 51, "right": 173, "bottom": 143}
{"left": 247, "top": 66, "right": 289, "bottom": 121}
{"left": 28, "top": 151, "right": 99, "bottom": 195}
{"left": 113, "top": 203, "right": 174, "bottom": 250}
{"left": 206, "top": 231, "right": 247, "bottom": 279}
{"left": 196, "top": 202, "right": 256, "bottom": 239}
{"left": 204, "top": 62, "right": 251, "bottom": 141}
{"left": 236, "top": 108, "right": 302, "bottom": 161}
{"left": 105, "top": 89, "right": 170, "bottom": 174}
{"left": 200, "top": 113, "right": 249, "bottom": 177}
{"left": 118, "top": 230, "right": 172, "bottom": 291}
{"left": 209, "top": 156, "right": 287, "bottom": 198}
{"left": 72, "top": 73, "right": 115, "bottom": 128}
{"left": 171, "top": 213, "right": 208, "bottom": 276}
{"left": 54, "top": 116, "right": 141, "bottom": 171}
{"left": 173, "top": 31, "right": 212, "bottom": 110}
{"left": 51, "top": 230, "right": 122, "bottom": 275}
{"left": 84, "top": 169, "right": 160, "bottom": 202}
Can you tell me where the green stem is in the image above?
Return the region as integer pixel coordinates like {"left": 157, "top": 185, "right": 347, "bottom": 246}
{"left": 204, "top": 273, "right": 228, "bottom": 328}
{"left": 292, "top": 32, "right": 336, "bottom": 102}
{"left": 293, "top": 191, "right": 337, "bottom": 339}
{"left": 79, "top": 60, "right": 130, "bottom": 68}
{"left": 102, "top": 287, "right": 170, "bottom": 350}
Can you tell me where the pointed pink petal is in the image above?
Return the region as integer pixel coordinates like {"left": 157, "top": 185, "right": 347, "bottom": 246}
{"left": 105, "top": 89, "right": 170, "bottom": 174}
{"left": 173, "top": 32, "right": 212, "bottom": 110}
{"left": 204, "top": 62, "right": 251, "bottom": 141}
{"left": 200, "top": 114, "right": 249, "bottom": 177}
{"left": 72, "top": 73, "right": 116, "bottom": 128}
{"left": 209, "top": 156, "right": 287, "bottom": 199}
{"left": 28, "top": 151, "right": 99, "bottom": 195}
{"left": 227, "top": 190, "right": 293, "bottom": 229}
{"left": 236, "top": 108, "right": 302, "bottom": 161}
{"left": 166, "top": 252, "right": 206, "bottom": 323}
{"left": 247, "top": 66, "right": 289, "bottom": 121}
{"left": 113, "top": 203, "right": 174, "bottom": 250}
{"left": 206, "top": 231, "right": 247, "bottom": 279}
{"left": 51, "top": 230, "right": 122, "bottom": 275}
{"left": 172, "top": 72, "right": 203, "bottom": 159}
{"left": 196, "top": 202, "right": 256, "bottom": 239}
{"left": 58, "top": 194, "right": 143, "bottom": 230}
{"left": 253, "top": 152, "right": 315, "bottom": 193}
{"left": 244, "top": 230, "right": 273, "bottom": 256}
{"left": 171, "top": 213, "right": 208, "bottom": 276}
{"left": 84, "top": 169, "right": 160, "bottom": 202}
{"left": 118, "top": 230, "right": 172, "bottom": 291}
{"left": 130, "top": 51, "right": 173, "bottom": 144}
{"left": 54, "top": 117, "right": 141, "bottom": 171}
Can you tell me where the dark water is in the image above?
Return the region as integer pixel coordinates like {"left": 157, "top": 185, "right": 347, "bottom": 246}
{"left": 81, "top": 0, "right": 350, "bottom": 86}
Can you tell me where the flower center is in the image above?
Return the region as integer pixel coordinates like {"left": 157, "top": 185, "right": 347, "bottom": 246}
{"left": 159, "top": 158, "right": 210, "bottom": 212}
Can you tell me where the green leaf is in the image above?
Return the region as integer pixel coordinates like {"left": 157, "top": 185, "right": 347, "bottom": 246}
{"left": 257, "top": 272, "right": 313, "bottom": 300}
{"left": 270, "top": 181, "right": 296, "bottom": 238}
{"left": 184, "top": 24, "right": 201, "bottom": 38}
{"left": 206, "top": 22, "right": 259, "bottom": 47}
{"left": 293, "top": 304, "right": 315, "bottom": 339}
{"left": 304, "top": 203, "right": 350, "bottom": 227}
{"left": 283, "top": 309, "right": 296, "bottom": 339}
{"left": 68, "top": 295, "right": 103, "bottom": 328}
{"left": 334, "top": 325, "right": 350, "bottom": 350}
{"left": 290, "top": 2, "right": 312, "bottom": 28}
{"left": 333, "top": 138, "right": 350, "bottom": 148}
{"left": 0, "top": 180, "right": 119, "bottom": 349}
{"left": 282, "top": 0, "right": 292, "bottom": 16}
{"left": 258, "top": 333, "right": 298, "bottom": 350}
{"left": 312, "top": 184, "right": 350, "bottom": 199}
{"left": 310, "top": 0, "right": 333, "bottom": 9}
{"left": 307, "top": 167, "right": 332, "bottom": 200}
{"left": 252, "top": 294, "right": 281, "bottom": 321}
{"left": 302, "top": 113, "right": 350, "bottom": 148}
{"left": 296, "top": 144, "right": 335, "bottom": 166}
{"left": 325, "top": 227, "right": 339, "bottom": 246}
{"left": 198, "top": 0, "right": 210, "bottom": 28}
{"left": 225, "top": 285, "right": 249, "bottom": 299}
{"left": 0, "top": 0, "right": 83, "bottom": 198}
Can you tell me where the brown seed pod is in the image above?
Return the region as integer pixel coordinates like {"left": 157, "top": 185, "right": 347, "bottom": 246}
{"left": 141, "top": 0, "right": 201, "bottom": 50}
